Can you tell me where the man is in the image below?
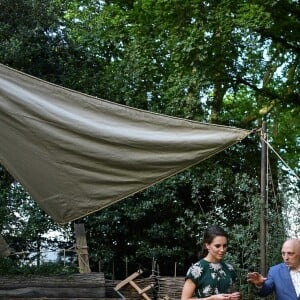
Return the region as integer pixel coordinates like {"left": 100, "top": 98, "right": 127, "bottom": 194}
{"left": 247, "top": 238, "right": 300, "bottom": 300}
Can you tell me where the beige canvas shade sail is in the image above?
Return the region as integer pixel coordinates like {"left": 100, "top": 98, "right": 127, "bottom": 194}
{"left": 0, "top": 63, "right": 251, "bottom": 224}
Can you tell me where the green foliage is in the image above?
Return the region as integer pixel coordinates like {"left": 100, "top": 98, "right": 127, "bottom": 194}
{"left": 0, "top": 181, "right": 67, "bottom": 257}
{"left": 0, "top": 258, "right": 77, "bottom": 275}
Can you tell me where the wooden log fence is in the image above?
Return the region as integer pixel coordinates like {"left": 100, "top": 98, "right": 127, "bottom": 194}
{"left": 0, "top": 273, "right": 185, "bottom": 300}
{"left": 0, "top": 272, "right": 115, "bottom": 299}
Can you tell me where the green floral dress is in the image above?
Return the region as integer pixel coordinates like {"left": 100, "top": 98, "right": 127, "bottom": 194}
{"left": 185, "top": 259, "right": 237, "bottom": 298}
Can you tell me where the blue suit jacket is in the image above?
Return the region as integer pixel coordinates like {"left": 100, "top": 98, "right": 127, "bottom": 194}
{"left": 258, "top": 263, "right": 300, "bottom": 300}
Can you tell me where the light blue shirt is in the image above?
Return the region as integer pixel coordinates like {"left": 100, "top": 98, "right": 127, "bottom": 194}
{"left": 290, "top": 270, "right": 300, "bottom": 297}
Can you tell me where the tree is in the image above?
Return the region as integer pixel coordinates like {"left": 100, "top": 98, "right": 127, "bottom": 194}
{"left": 0, "top": 0, "right": 298, "bottom": 283}
{"left": 0, "top": 0, "right": 75, "bottom": 269}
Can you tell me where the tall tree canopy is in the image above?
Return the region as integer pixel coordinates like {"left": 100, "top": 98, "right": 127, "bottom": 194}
{"left": 0, "top": 0, "right": 299, "bottom": 283}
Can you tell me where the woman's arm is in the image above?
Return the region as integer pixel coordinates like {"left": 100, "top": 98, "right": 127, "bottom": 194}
{"left": 181, "top": 278, "right": 197, "bottom": 300}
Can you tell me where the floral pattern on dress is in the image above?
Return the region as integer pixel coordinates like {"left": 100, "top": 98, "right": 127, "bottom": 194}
{"left": 190, "top": 264, "right": 204, "bottom": 278}
{"left": 203, "top": 285, "right": 213, "bottom": 296}
{"left": 185, "top": 259, "right": 237, "bottom": 298}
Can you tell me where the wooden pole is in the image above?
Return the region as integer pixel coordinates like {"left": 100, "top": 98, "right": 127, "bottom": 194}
{"left": 260, "top": 121, "right": 267, "bottom": 276}
{"left": 174, "top": 262, "right": 177, "bottom": 278}
{"left": 74, "top": 223, "right": 91, "bottom": 273}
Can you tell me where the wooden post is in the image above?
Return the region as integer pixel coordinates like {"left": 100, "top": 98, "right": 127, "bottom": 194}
{"left": 260, "top": 121, "right": 267, "bottom": 276}
{"left": 174, "top": 262, "right": 177, "bottom": 277}
{"left": 74, "top": 223, "right": 91, "bottom": 273}
{"left": 0, "top": 234, "right": 11, "bottom": 257}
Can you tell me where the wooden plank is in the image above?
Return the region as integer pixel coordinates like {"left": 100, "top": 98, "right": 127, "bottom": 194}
{"left": 114, "top": 270, "right": 142, "bottom": 290}
{"left": 139, "top": 284, "right": 153, "bottom": 294}
{"left": 128, "top": 281, "right": 152, "bottom": 300}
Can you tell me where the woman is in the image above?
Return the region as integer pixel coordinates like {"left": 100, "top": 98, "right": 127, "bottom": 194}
{"left": 181, "top": 225, "right": 240, "bottom": 300}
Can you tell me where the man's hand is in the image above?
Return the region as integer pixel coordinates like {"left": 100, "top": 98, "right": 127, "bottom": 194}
{"left": 246, "top": 272, "right": 266, "bottom": 286}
